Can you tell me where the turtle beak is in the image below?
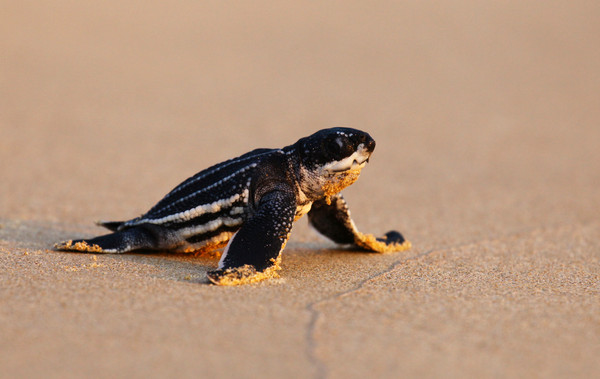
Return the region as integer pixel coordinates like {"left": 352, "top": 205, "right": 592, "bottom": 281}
{"left": 348, "top": 145, "right": 371, "bottom": 170}
{"left": 323, "top": 143, "right": 372, "bottom": 173}
{"left": 364, "top": 137, "right": 376, "bottom": 153}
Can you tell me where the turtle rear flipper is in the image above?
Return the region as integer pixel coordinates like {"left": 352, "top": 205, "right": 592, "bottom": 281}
{"left": 308, "top": 194, "right": 411, "bottom": 253}
{"left": 207, "top": 189, "right": 296, "bottom": 285}
{"left": 55, "top": 224, "right": 178, "bottom": 254}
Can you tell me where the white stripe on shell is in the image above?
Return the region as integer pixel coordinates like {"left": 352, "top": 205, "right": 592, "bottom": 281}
{"left": 229, "top": 206, "right": 245, "bottom": 215}
{"left": 167, "top": 149, "right": 274, "bottom": 197}
{"left": 141, "top": 190, "right": 249, "bottom": 225}
{"left": 183, "top": 231, "right": 235, "bottom": 254}
{"left": 153, "top": 162, "right": 257, "bottom": 214}
{"left": 178, "top": 217, "right": 243, "bottom": 238}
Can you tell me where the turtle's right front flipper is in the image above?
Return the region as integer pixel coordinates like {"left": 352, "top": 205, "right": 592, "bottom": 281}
{"left": 55, "top": 224, "right": 179, "bottom": 254}
{"left": 206, "top": 190, "right": 296, "bottom": 286}
{"left": 308, "top": 193, "right": 411, "bottom": 253}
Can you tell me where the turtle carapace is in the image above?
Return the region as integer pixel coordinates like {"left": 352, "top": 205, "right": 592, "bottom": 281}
{"left": 55, "top": 128, "right": 411, "bottom": 285}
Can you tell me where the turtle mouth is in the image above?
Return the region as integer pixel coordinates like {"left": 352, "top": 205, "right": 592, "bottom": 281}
{"left": 330, "top": 157, "right": 369, "bottom": 173}
{"left": 322, "top": 145, "right": 372, "bottom": 173}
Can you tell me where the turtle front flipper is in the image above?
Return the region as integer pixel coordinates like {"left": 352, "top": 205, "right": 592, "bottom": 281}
{"left": 55, "top": 224, "right": 179, "bottom": 254}
{"left": 207, "top": 190, "right": 296, "bottom": 286}
{"left": 308, "top": 194, "right": 411, "bottom": 253}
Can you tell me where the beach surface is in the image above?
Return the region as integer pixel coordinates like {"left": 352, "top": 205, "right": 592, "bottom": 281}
{"left": 1, "top": 1, "right": 599, "bottom": 378}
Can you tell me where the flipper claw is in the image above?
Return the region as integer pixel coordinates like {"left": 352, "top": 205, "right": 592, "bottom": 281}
{"left": 380, "top": 230, "right": 406, "bottom": 244}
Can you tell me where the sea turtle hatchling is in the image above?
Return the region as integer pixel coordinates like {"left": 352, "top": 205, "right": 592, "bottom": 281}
{"left": 55, "top": 127, "right": 411, "bottom": 285}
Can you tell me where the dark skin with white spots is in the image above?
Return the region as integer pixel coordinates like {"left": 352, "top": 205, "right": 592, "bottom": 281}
{"left": 56, "top": 128, "right": 410, "bottom": 285}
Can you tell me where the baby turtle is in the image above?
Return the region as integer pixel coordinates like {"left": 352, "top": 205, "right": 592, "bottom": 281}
{"left": 55, "top": 128, "right": 410, "bottom": 285}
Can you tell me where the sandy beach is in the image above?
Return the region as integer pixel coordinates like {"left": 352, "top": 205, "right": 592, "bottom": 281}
{"left": 1, "top": 1, "right": 599, "bottom": 378}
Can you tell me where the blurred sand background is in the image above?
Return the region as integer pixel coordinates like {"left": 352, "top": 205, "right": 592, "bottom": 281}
{"left": 1, "top": 1, "right": 599, "bottom": 378}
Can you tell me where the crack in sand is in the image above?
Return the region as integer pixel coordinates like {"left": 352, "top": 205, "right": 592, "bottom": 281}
{"left": 305, "top": 305, "right": 327, "bottom": 379}
{"left": 304, "top": 248, "right": 434, "bottom": 379}
{"left": 303, "top": 222, "right": 587, "bottom": 378}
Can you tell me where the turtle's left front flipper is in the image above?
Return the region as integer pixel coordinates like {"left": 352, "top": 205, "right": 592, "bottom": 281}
{"left": 308, "top": 194, "right": 411, "bottom": 253}
{"left": 206, "top": 190, "right": 296, "bottom": 286}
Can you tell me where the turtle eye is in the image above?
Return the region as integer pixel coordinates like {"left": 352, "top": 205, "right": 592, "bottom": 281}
{"left": 327, "top": 137, "right": 341, "bottom": 152}
{"left": 326, "top": 135, "right": 353, "bottom": 158}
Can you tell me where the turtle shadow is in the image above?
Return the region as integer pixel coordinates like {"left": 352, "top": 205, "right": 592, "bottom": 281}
{"left": 111, "top": 241, "right": 394, "bottom": 285}
{"left": 110, "top": 252, "right": 218, "bottom": 284}
{"left": 0, "top": 219, "right": 217, "bottom": 284}
{"left": 2, "top": 219, "right": 395, "bottom": 285}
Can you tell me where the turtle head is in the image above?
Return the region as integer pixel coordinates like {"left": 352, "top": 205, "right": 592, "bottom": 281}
{"left": 296, "top": 127, "right": 375, "bottom": 173}
{"left": 293, "top": 127, "right": 376, "bottom": 200}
